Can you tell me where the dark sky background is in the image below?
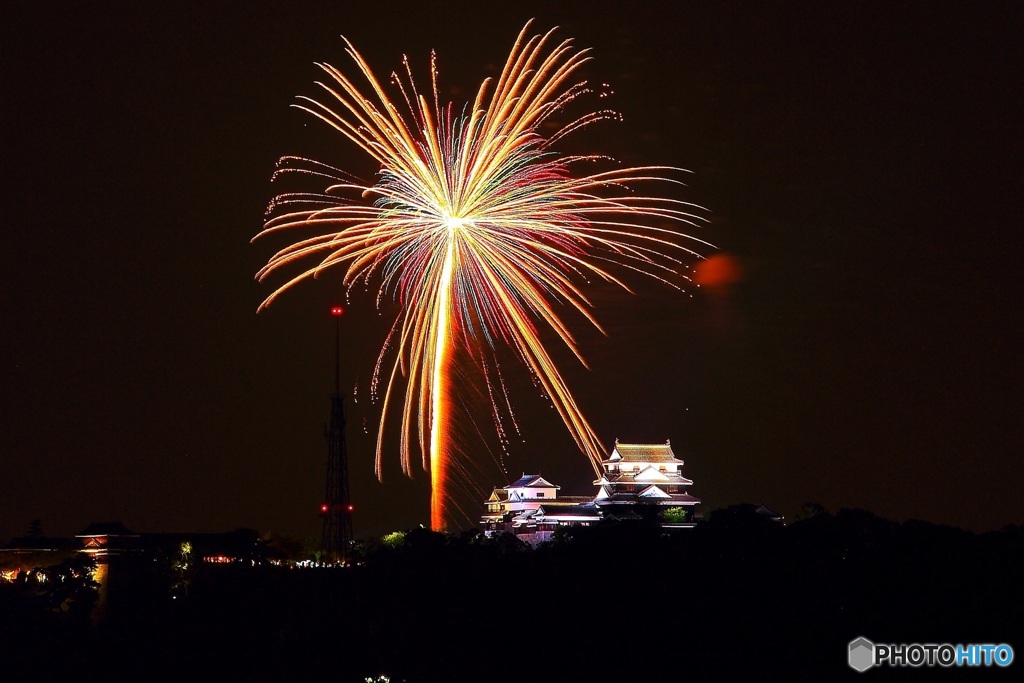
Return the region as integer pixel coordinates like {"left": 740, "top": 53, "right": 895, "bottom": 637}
{"left": 3, "top": 1, "right": 1021, "bottom": 543}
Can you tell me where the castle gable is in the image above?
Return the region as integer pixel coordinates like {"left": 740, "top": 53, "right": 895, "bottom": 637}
{"left": 634, "top": 466, "right": 673, "bottom": 483}
{"left": 506, "top": 474, "right": 558, "bottom": 489}
{"left": 637, "top": 485, "right": 672, "bottom": 499}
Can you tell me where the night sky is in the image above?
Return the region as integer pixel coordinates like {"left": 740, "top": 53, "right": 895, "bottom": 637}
{"left": 3, "top": 1, "right": 1020, "bottom": 544}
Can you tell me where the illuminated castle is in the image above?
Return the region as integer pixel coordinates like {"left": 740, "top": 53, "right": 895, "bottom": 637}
{"left": 481, "top": 440, "right": 700, "bottom": 542}
{"left": 594, "top": 440, "right": 701, "bottom": 514}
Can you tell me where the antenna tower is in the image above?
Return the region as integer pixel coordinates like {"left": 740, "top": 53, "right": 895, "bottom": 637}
{"left": 320, "top": 306, "right": 353, "bottom": 564}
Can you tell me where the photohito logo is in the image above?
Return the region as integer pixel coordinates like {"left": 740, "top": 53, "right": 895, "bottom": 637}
{"left": 848, "top": 637, "right": 1014, "bottom": 671}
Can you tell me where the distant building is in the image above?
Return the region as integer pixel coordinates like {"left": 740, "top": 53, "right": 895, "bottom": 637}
{"left": 0, "top": 532, "right": 77, "bottom": 581}
{"left": 483, "top": 474, "right": 594, "bottom": 516}
{"left": 481, "top": 474, "right": 601, "bottom": 543}
{"left": 482, "top": 440, "right": 702, "bottom": 543}
{"left": 2, "top": 522, "right": 264, "bottom": 573}
{"left": 595, "top": 440, "right": 701, "bottom": 522}
{"left": 76, "top": 521, "right": 141, "bottom": 560}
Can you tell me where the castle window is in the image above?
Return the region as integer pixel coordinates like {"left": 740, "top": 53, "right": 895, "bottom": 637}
{"left": 537, "top": 492, "right": 545, "bottom": 498}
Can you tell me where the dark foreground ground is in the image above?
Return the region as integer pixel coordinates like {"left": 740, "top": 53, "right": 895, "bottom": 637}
{"left": 3, "top": 508, "right": 1022, "bottom": 682}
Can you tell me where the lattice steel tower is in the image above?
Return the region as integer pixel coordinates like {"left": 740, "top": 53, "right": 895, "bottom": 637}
{"left": 320, "top": 305, "right": 353, "bottom": 564}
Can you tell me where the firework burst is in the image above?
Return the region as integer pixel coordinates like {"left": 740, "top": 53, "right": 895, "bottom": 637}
{"left": 254, "top": 22, "right": 708, "bottom": 529}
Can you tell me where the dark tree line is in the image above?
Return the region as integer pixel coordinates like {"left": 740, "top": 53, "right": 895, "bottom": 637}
{"left": 2, "top": 508, "right": 1022, "bottom": 682}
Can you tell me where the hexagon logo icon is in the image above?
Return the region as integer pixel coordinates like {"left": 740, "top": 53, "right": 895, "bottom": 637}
{"left": 849, "top": 637, "right": 875, "bottom": 672}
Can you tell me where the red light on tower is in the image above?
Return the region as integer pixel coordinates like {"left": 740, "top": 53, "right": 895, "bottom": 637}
{"left": 319, "top": 503, "right": 329, "bottom": 517}
{"left": 330, "top": 306, "right": 344, "bottom": 317}
{"left": 347, "top": 504, "right": 354, "bottom": 512}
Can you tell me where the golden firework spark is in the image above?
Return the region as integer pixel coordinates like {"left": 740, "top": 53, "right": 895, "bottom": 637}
{"left": 254, "top": 22, "right": 708, "bottom": 529}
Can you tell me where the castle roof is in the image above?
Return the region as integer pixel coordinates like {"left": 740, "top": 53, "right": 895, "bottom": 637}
{"left": 605, "top": 440, "right": 683, "bottom": 464}
{"left": 598, "top": 491, "right": 701, "bottom": 505}
{"left": 0, "top": 536, "right": 76, "bottom": 553}
{"left": 486, "top": 488, "right": 510, "bottom": 503}
{"left": 544, "top": 495, "right": 593, "bottom": 505}
{"left": 506, "top": 474, "right": 559, "bottom": 489}
{"left": 75, "top": 521, "right": 138, "bottom": 538}
{"left": 596, "top": 466, "right": 694, "bottom": 487}
{"left": 535, "top": 503, "right": 600, "bottom": 518}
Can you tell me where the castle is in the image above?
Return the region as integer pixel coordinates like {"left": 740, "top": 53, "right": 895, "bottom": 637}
{"left": 481, "top": 440, "right": 701, "bottom": 544}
